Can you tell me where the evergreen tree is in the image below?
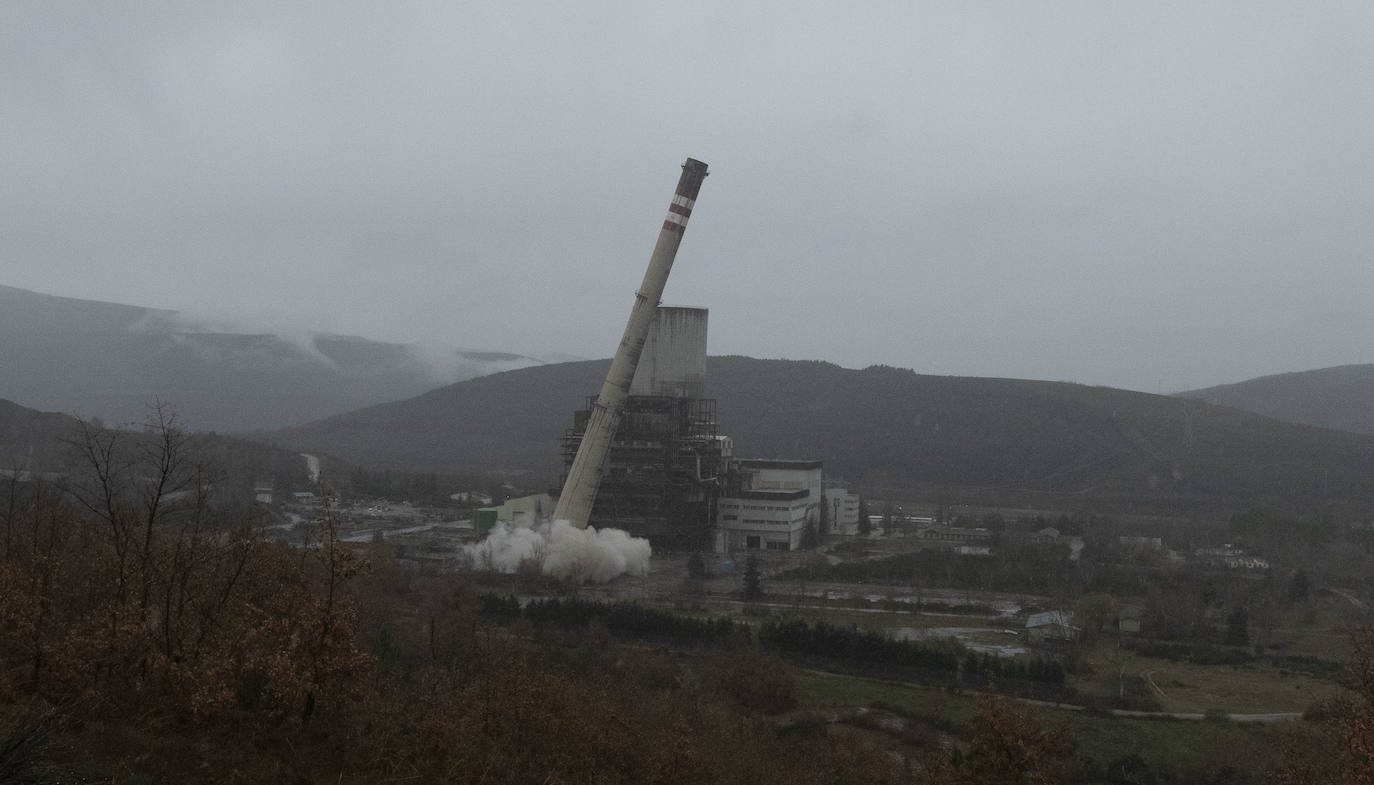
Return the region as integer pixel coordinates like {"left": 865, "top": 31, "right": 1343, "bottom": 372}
{"left": 742, "top": 554, "right": 764, "bottom": 601}
{"left": 686, "top": 552, "right": 708, "bottom": 578}
{"left": 1226, "top": 605, "right": 1249, "bottom": 646}
{"left": 1286, "top": 569, "right": 1311, "bottom": 603}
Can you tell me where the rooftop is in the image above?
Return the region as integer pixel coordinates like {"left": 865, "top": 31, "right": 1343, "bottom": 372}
{"left": 1026, "top": 610, "right": 1077, "bottom": 629}
{"left": 737, "top": 458, "right": 823, "bottom": 470}
{"left": 726, "top": 489, "right": 810, "bottom": 501}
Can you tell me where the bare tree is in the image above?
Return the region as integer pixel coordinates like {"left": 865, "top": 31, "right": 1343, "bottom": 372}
{"left": 65, "top": 402, "right": 204, "bottom": 606}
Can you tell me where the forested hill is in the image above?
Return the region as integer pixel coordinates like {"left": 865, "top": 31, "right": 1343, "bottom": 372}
{"left": 0, "top": 398, "right": 84, "bottom": 472}
{"left": 1178, "top": 364, "right": 1374, "bottom": 436}
{"left": 266, "top": 360, "right": 612, "bottom": 477}
{"left": 0, "top": 398, "right": 314, "bottom": 495}
{"left": 266, "top": 356, "right": 1374, "bottom": 508}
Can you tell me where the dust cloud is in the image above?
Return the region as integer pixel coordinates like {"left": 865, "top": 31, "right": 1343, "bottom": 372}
{"left": 462, "top": 520, "right": 652, "bottom": 583}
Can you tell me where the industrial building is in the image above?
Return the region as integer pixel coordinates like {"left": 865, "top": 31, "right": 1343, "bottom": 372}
{"left": 553, "top": 159, "right": 710, "bottom": 529}
{"left": 714, "top": 459, "right": 823, "bottom": 552}
{"left": 557, "top": 308, "right": 831, "bottom": 552}
{"left": 475, "top": 493, "right": 556, "bottom": 530}
{"left": 823, "top": 485, "right": 861, "bottom": 534}
{"left": 559, "top": 307, "right": 730, "bottom": 548}
{"left": 551, "top": 158, "right": 842, "bottom": 553}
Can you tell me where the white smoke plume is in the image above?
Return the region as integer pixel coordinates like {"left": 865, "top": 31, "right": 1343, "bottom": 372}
{"left": 463, "top": 520, "right": 652, "bottom": 583}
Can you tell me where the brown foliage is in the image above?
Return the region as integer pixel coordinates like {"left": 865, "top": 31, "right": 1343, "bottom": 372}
{"left": 0, "top": 414, "right": 371, "bottom": 729}
{"left": 925, "top": 692, "right": 1072, "bottom": 785}
{"left": 707, "top": 650, "right": 800, "bottom": 714}
{"left": 1272, "top": 626, "right": 1374, "bottom": 785}
{"left": 0, "top": 415, "right": 1082, "bottom": 783}
{"left": 341, "top": 635, "right": 914, "bottom": 785}
{"left": 3, "top": 464, "right": 918, "bottom": 783}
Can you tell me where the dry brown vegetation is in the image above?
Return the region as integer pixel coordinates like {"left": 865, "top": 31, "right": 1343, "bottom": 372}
{"left": 1271, "top": 627, "right": 1374, "bottom": 785}
{"left": 0, "top": 416, "right": 1087, "bottom": 783}
{"left": 5, "top": 413, "right": 1371, "bottom": 784}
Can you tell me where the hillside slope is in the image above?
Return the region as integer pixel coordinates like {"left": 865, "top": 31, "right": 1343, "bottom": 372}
{"left": 0, "top": 398, "right": 85, "bottom": 473}
{"left": 0, "top": 398, "right": 315, "bottom": 497}
{"left": 266, "top": 357, "right": 1374, "bottom": 508}
{"left": 1178, "top": 364, "right": 1374, "bottom": 435}
{"left": 0, "top": 284, "right": 539, "bottom": 432}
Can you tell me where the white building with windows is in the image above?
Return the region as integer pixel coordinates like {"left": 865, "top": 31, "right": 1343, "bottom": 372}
{"left": 716, "top": 459, "right": 823, "bottom": 552}
{"left": 823, "top": 486, "right": 860, "bottom": 534}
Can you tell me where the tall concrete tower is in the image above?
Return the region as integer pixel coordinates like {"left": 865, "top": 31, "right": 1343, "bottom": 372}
{"left": 553, "top": 158, "right": 709, "bottom": 528}
{"left": 630, "top": 306, "right": 708, "bottom": 399}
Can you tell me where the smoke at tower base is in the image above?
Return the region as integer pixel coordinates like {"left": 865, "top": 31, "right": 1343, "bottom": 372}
{"left": 462, "top": 520, "right": 652, "bottom": 583}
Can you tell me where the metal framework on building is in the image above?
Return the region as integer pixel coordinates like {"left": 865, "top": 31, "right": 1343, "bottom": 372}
{"left": 560, "top": 394, "right": 725, "bottom": 547}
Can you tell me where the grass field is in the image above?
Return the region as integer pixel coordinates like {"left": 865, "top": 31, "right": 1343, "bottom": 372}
{"left": 1050, "top": 709, "right": 1277, "bottom": 776}
{"left": 798, "top": 669, "right": 976, "bottom": 725}
{"left": 1077, "top": 644, "right": 1339, "bottom": 713}
{"left": 797, "top": 669, "right": 1282, "bottom": 780}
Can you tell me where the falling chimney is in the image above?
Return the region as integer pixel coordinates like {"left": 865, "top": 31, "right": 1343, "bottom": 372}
{"left": 553, "top": 158, "right": 709, "bottom": 528}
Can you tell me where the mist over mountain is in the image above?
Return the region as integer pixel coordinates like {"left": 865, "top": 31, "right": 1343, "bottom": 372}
{"left": 1178, "top": 365, "right": 1374, "bottom": 436}
{"left": 266, "top": 356, "right": 1374, "bottom": 511}
{"left": 0, "top": 285, "right": 541, "bottom": 432}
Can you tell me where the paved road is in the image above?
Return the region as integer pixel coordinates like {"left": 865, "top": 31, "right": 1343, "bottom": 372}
{"left": 1114, "top": 709, "right": 1301, "bottom": 722}
{"left": 1017, "top": 697, "right": 1300, "bottom": 722}
{"left": 804, "top": 671, "right": 1305, "bottom": 723}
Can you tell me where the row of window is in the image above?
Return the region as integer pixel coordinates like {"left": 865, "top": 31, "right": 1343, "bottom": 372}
{"left": 744, "top": 535, "right": 792, "bottom": 551}
{"left": 756, "top": 481, "right": 806, "bottom": 491}
{"left": 720, "top": 500, "right": 810, "bottom": 510}
{"left": 721, "top": 516, "right": 798, "bottom": 527}
{"left": 722, "top": 513, "right": 806, "bottom": 525}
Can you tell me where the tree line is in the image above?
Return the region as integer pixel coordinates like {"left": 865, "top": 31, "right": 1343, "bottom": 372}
{"left": 480, "top": 594, "right": 741, "bottom": 647}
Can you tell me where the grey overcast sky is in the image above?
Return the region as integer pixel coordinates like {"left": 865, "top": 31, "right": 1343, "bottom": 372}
{"left": 4, "top": 2, "right": 1373, "bottom": 393}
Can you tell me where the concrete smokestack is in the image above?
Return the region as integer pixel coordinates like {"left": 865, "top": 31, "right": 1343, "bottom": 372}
{"left": 554, "top": 158, "right": 709, "bottom": 528}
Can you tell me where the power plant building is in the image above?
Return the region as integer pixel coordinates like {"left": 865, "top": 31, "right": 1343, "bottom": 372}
{"left": 629, "top": 306, "right": 707, "bottom": 399}
{"left": 550, "top": 160, "right": 837, "bottom": 552}
{"left": 554, "top": 158, "right": 710, "bottom": 529}
{"left": 715, "top": 459, "right": 824, "bottom": 552}
{"left": 824, "top": 485, "right": 861, "bottom": 534}
{"left": 558, "top": 308, "right": 832, "bottom": 552}
{"left": 559, "top": 307, "right": 728, "bottom": 548}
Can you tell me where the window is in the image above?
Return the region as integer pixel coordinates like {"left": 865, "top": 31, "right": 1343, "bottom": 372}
{"left": 766, "top": 541, "right": 789, "bottom": 551}
{"left": 746, "top": 536, "right": 760, "bottom": 549}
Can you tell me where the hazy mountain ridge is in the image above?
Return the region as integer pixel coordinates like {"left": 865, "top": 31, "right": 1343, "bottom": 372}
{"left": 0, "top": 285, "right": 542, "bottom": 432}
{"left": 1178, "top": 364, "right": 1374, "bottom": 436}
{"left": 0, "top": 397, "right": 316, "bottom": 498}
{"left": 0, "top": 398, "right": 84, "bottom": 472}
{"left": 265, "top": 356, "right": 1374, "bottom": 508}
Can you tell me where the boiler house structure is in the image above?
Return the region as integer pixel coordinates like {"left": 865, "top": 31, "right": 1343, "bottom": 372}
{"left": 559, "top": 307, "right": 730, "bottom": 548}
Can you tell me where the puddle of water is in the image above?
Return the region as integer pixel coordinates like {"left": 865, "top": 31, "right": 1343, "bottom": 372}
{"left": 810, "top": 589, "right": 1022, "bottom": 617}
{"left": 891, "top": 626, "right": 1027, "bottom": 658}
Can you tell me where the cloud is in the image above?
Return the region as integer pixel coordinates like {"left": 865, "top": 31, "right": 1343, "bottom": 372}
{"left": 5, "top": 2, "right": 1374, "bottom": 390}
